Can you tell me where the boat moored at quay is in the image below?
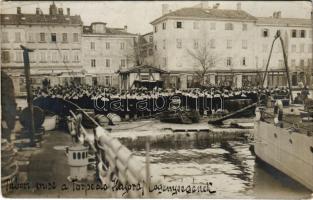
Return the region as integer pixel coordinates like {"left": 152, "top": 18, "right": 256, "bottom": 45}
{"left": 254, "top": 104, "right": 313, "bottom": 191}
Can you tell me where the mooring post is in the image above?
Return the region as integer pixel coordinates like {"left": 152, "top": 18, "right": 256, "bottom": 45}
{"left": 21, "top": 45, "right": 35, "bottom": 146}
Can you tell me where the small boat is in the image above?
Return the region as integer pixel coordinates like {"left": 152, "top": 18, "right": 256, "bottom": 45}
{"left": 254, "top": 104, "right": 313, "bottom": 191}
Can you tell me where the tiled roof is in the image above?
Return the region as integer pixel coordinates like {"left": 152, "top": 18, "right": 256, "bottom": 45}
{"left": 83, "top": 26, "right": 136, "bottom": 36}
{"left": 151, "top": 7, "right": 257, "bottom": 24}
{"left": 139, "top": 36, "right": 148, "bottom": 44}
{"left": 257, "top": 17, "right": 312, "bottom": 26}
{"left": 142, "top": 32, "right": 153, "bottom": 37}
{"left": 0, "top": 14, "right": 82, "bottom": 25}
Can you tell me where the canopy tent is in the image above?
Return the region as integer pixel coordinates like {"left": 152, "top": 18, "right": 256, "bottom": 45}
{"left": 118, "top": 65, "right": 168, "bottom": 90}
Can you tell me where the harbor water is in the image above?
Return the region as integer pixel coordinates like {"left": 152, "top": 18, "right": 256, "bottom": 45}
{"left": 133, "top": 140, "right": 312, "bottom": 199}
{"left": 13, "top": 98, "right": 312, "bottom": 198}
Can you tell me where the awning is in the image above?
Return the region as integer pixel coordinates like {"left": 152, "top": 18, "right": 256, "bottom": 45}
{"left": 118, "top": 65, "right": 168, "bottom": 74}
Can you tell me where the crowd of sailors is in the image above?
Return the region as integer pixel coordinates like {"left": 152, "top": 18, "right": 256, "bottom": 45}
{"left": 32, "top": 84, "right": 295, "bottom": 119}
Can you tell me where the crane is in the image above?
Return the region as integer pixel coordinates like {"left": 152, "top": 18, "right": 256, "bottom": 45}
{"left": 261, "top": 30, "right": 293, "bottom": 103}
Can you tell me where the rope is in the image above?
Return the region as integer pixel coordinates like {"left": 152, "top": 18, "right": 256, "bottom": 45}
{"left": 62, "top": 98, "right": 100, "bottom": 127}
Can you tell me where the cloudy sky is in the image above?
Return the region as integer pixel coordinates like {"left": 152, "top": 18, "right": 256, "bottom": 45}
{"left": 1, "top": 1, "right": 312, "bottom": 34}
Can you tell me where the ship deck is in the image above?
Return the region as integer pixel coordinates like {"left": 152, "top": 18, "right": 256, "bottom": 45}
{"left": 7, "top": 130, "right": 111, "bottom": 198}
{"left": 261, "top": 106, "right": 313, "bottom": 135}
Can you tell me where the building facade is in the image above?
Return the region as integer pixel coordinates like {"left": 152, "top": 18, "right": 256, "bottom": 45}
{"left": 150, "top": 3, "right": 313, "bottom": 89}
{"left": 138, "top": 32, "right": 154, "bottom": 66}
{"left": 82, "top": 22, "right": 137, "bottom": 88}
{"left": 255, "top": 14, "right": 312, "bottom": 88}
{"left": 1, "top": 3, "right": 83, "bottom": 96}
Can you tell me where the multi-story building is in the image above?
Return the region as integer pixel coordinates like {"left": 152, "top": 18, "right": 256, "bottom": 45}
{"left": 1, "top": 2, "right": 83, "bottom": 95}
{"left": 256, "top": 13, "right": 312, "bottom": 88}
{"left": 138, "top": 32, "right": 154, "bottom": 66}
{"left": 82, "top": 22, "right": 137, "bottom": 87}
{"left": 150, "top": 3, "right": 312, "bottom": 89}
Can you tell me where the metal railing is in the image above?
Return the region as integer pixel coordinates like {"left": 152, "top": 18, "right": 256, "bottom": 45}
{"left": 66, "top": 100, "right": 162, "bottom": 197}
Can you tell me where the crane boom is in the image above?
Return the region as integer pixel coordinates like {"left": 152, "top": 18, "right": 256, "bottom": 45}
{"left": 261, "top": 30, "right": 293, "bottom": 103}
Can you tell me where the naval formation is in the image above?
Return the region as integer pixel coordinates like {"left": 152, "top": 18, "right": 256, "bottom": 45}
{"left": 31, "top": 84, "right": 297, "bottom": 119}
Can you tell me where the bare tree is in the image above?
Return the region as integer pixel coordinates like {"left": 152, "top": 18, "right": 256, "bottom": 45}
{"left": 187, "top": 44, "right": 219, "bottom": 86}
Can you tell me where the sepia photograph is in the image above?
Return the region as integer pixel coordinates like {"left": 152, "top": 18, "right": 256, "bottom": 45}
{"left": 0, "top": 0, "right": 313, "bottom": 198}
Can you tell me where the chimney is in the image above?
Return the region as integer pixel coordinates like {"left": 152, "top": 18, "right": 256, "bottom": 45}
{"left": 213, "top": 3, "right": 220, "bottom": 9}
{"left": 58, "top": 8, "right": 63, "bottom": 15}
{"left": 67, "top": 8, "right": 70, "bottom": 16}
{"left": 17, "top": 7, "right": 21, "bottom": 14}
{"left": 273, "top": 11, "right": 277, "bottom": 18}
{"left": 36, "top": 8, "right": 40, "bottom": 15}
{"left": 49, "top": 2, "right": 57, "bottom": 15}
{"left": 201, "top": 1, "right": 208, "bottom": 9}
{"left": 162, "top": 4, "right": 169, "bottom": 15}
{"left": 236, "top": 2, "right": 241, "bottom": 10}
{"left": 124, "top": 25, "right": 128, "bottom": 31}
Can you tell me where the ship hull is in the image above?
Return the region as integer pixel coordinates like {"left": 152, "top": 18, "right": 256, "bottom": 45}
{"left": 254, "top": 120, "right": 313, "bottom": 191}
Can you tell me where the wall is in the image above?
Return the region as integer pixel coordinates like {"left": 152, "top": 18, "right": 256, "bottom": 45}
{"left": 1, "top": 24, "right": 83, "bottom": 74}
{"left": 82, "top": 34, "right": 137, "bottom": 87}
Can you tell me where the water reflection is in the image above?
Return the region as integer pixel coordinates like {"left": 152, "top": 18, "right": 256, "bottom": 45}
{"left": 133, "top": 140, "right": 311, "bottom": 199}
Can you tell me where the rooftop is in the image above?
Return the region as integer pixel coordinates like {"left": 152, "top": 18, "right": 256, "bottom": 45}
{"left": 83, "top": 25, "right": 136, "bottom": 36}
{"left": 151, "top": 7, "right": 257, "bottom": 24}
{"left": 0, "top": 13, "right": 82, "bottom": 26}
{"left": 256, "top": 17, "right": 312, "bottom": 27}
{"left": 138, "top": 35, "right": 148, "bottom": 44}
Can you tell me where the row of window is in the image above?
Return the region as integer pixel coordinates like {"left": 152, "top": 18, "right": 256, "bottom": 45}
{"left": 155, "top": 22, "right": 311, "bottom": 40}
{"left": 155, "top": 39, "right": 249, "bottom": 50}
{"left": 1, "top": 50, "right": 80, "bottom": 63}
{"left": 90, "top": 41, "right": 126, "bottom": 50}
{"left": 165, "top": 57, "right": 312, "bottom": 69}
{"left": 258, "top": 58, "right": 312, "bottom": 68}
{"left": 141, "top": 48, "right": 153, "bottom": 58}
{"left": 261, "top": 43, "right": 313, "bottom": 53}
{"left": 290, "top": 58, "right": 312, "bottom": 67}
{"left": 155, "top": 21, "right": 248, "bottom": 32}
{"left": 155, "top": 39, "right": 312, "bottom": 53}
{"left": 262, "top": 29, "right": 312, "bottom": 38}
{"left": 90, "top": 58, "right": 126, "bottom": 68}
{"left": 1, "top": 32, "right": 80, "bottom": 43}
{"left": 162, "top": 57, "right": 248, "bottom": 68}
{"left": 225, "top": 57, "right": 248, "bottom": 66}
{"left": 290, "top": 44, "right": 312, "bottom": 53}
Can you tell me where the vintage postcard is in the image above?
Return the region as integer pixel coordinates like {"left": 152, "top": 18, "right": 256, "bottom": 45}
{"left": 1, "top": 0, "right": 313, "bottom": 198}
